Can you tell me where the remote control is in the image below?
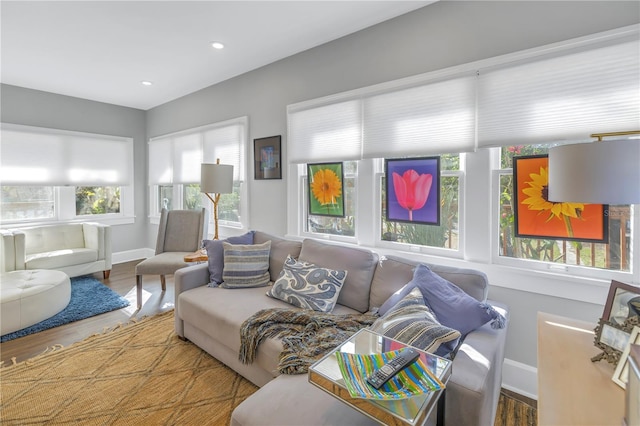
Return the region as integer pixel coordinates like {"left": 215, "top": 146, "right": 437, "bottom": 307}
{"left": 366, "top": 347, "right": 421, "bottom": 390}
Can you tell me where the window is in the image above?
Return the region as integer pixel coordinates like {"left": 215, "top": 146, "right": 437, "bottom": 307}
{"left": 76, "top": 186, "right": 121, "bottom": 215}
{"left": 0, "top": 124, "right": 134, "bottom": 225}
{"left": 1, "top": 186, "right": 55, "bottom": 221}
{"left": 498, "top": 144, "right": 632, "bottom": 273}
{"left": 148, "top": 117, "right": 248, "bottom": 231}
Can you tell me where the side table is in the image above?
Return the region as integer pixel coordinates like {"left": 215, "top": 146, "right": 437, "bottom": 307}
{"left": 184, "top": 249, "right": 208, "bottom": 263}
{"left": 537, "top": 312, "right": 624, "bottom": 426}
{"left": 308, "top": 328, "right": 451, "bottom": 426}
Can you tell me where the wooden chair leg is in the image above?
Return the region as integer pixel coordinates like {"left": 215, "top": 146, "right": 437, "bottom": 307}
{"left": 136, "top": 275, "right": 143, "bottom": 309}
{"left": 103, "top": 270, "right": 111, "bottom": 279}
{"left": 160, "top": 275, "right": 166, "bottom": 291}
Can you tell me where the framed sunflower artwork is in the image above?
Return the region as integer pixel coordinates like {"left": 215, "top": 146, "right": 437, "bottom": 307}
{"left": 513, "top": 154, "right": 608, "bottom": 242}
{"left": 385, "top": 157, "right": 440, "bottom": 225}
{"left": 307, "top": 162, "right": 345, "bottom": 217}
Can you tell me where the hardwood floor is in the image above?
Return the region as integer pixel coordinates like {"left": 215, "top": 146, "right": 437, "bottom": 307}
{"left": 1, "top": 260, "right": 172, "bottom": 365}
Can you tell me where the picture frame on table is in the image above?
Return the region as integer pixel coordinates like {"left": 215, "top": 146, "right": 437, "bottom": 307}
{"left": 613, "top": 328, "right": 640, "bottom": 389}
{"left": 254, "top": 135, "right": 281, "bottom": 180}
{"left": 512, "top": 154, "right": 608, "bottom": 242}
{"left": 603, "top": 280, "right": 640, "bottom": 326}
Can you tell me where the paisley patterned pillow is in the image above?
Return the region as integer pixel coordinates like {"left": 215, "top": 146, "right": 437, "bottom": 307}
{"left": 266, "top": 255, "right": 347, "bottom": 313}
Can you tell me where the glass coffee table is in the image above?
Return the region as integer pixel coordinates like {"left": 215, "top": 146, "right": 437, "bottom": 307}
{"left": 308, "top": 328, "right": 452, "bottom": 426}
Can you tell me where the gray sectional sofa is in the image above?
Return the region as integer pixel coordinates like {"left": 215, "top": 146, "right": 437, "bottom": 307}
{"left": 174, "top": 231, "right": 508, "bottom": 426}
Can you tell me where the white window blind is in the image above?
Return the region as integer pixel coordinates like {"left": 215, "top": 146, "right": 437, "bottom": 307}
{"left": 478, "top": 37, "right": 640, "bottom": 147}
{"left": 149, "top": 117, "right": 246, "bottom": 184}
{"left": 362, "top": 75, "right": 477, "bottom": 158}
{"left": 203, "top": 121, "right": 244, "bottom": 181}
{"left": 288, "top": 100, "right": 362, "bottom": 163}
{"left": 1, "top": 124, "right": 133, "bottom": 186}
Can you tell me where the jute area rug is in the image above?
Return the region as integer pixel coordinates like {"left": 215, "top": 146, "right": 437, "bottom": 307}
{"left": 0, "top": 311, "right": 258, "bottom": 425}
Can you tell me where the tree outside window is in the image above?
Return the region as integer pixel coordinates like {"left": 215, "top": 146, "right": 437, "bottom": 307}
{"left": 76, "top": 187, "right": 121, "bottom": 215}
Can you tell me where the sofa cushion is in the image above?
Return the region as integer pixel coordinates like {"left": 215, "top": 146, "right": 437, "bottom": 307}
{"left": 411, "top": 264, "right": 505, "bottom": 336}
{"left": 204, "top": 231, "right": 255, "bottom": 284}
{"left": 266, "top": 255, "right": 346, "bottom": 312}
{"left": 23, "top": 224, "right": 86, "bottom": 254}
{"left": 26, "top": 248, "right": 98, "bottom": 269}
{"left": 370, "top": 287, "right": 461, "bottom": 357}
{"left": 254, "top": 231, "right": 302, "bottom": 282}
{"left": 298, "top": 239, "right": 377, "bottom": 313}
{"left": 221, "top": 241, "right": 271, "bottom": 289}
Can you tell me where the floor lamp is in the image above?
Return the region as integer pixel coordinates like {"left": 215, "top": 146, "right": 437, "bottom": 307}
{"left": 201, "top": 159, "right": 233, "bottom": 240}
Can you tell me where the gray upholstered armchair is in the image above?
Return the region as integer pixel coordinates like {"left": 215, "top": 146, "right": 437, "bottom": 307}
{"left": 135, "top": 208, "right": 206, "bottom": 309}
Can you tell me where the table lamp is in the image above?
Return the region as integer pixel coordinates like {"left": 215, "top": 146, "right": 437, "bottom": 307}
{"left": 548, "top": 131, "right": 640, "bottom": 205}
{"left": 201, "top": 159, "right": 233, "bottom": 240}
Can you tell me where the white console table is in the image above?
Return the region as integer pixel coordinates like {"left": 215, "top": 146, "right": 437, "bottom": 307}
{"left": 537, "top": 312, "right": 624, "bottom": 426}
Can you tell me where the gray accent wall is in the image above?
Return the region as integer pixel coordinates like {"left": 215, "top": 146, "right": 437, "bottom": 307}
{"left": 0, "top": 84, "right": 147, "bottom": 255}
{"left": 146, "top": 1, "right": 640, "bottom": 381}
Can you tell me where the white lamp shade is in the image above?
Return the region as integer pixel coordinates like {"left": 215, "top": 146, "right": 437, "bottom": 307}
{"left": 201, "top": 163, "right": 233, "bottom": 194}
{"left": 548, "top": 139, "right": 640, "bottom": 205}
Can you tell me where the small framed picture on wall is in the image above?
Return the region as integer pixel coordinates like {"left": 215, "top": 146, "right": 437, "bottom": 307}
{"left": 254, "top": 135, "right": 281, "bottom": 180}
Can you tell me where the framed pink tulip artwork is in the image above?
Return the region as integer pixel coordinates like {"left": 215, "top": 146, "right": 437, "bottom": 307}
{"left": 385, "top": 157, "right": 440, "bottom": 225}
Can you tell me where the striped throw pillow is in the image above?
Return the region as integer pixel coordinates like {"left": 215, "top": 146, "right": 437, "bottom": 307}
{"left": 220, "top": 241, "right": 271, "bottom": 289}
{"left": 369, "top": 287, "right": 461, "bottom": 357}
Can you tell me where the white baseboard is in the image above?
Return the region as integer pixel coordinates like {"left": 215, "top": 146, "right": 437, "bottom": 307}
{"left": 502, "top": 358, "right": 538, "bottom": 400}
{"left": 112, "top": 248, "right": 154, "bottom": 265}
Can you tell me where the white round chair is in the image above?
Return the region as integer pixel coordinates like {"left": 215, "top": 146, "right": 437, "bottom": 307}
{"left": 1, "top": 270, "right": 71, "bottom": 335}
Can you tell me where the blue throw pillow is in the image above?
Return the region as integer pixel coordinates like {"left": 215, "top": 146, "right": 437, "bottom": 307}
{"left": 204, "top": 231, "right": 255, "bottom": 285}
{"left": 411, "top": 264, "right": 506, "bottom": 336}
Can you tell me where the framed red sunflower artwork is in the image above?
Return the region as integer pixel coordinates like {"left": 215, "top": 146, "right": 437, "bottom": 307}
{"left": 307, "top": 162, "right": 345, "bottom": 217}
{"left": 513, "top": 154, "right": 608, "bottom": 242}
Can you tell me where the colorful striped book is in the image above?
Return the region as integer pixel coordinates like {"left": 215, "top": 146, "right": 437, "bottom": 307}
{"left": 335, "top": 349, "right": 444, "bottom": 400}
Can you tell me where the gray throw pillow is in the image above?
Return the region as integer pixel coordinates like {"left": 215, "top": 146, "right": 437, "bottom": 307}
{"left": 266, "top": 255, "right": 347, "bottom": 312}
{"left": 204, "top": 231, "right": 255, "bottom": 285}
{"left": 370, "top": 287, "right": 461, "bottom": 357}
{"left": 220, "top": 240, "right": 271, "bottom": 289}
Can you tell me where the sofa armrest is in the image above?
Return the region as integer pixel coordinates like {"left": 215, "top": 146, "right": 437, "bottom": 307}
{"left": 174, "top": 263, "right": 210, "bottom": 337}
{"left": 82, "top": 223, "right": 112, "bottom": 268}
{"left": 0, "top": 230, "right": 26, "bottom": 272}
{"left": 446, "top": 301, "right": 509, "bottom": 426}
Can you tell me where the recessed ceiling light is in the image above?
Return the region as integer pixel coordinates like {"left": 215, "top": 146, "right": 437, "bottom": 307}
{"left": 141, "top": 81, "right": 153, "bottom": 86}
{"left": 211, "top": 41, "right": 225, "bottom": 50}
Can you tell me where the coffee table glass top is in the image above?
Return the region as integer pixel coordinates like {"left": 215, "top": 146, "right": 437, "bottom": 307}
{"left": 308, "top": 328, "right": 451, "bottom": 426}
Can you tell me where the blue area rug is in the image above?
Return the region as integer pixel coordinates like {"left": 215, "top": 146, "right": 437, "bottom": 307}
{"left": 1, "top": 275, "right": 130, "bottom": 343}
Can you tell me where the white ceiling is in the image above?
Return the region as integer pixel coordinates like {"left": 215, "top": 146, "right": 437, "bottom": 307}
{"left": 1, "top": 1, "right": 433, "bottom": 110}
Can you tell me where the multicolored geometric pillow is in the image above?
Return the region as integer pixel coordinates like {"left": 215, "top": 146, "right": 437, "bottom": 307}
{"left": 266, "top": 255, "right": 347, "bottom": 313}
{"left": 370, "top": 287, "right": 461, "bottom": 357}
{"left": 220, "top": 241, "right": 271, "bottom": 289}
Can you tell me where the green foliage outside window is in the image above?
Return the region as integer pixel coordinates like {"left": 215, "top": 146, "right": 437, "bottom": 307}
{"left": 76, "top": 186, "right": 120, "bottom": 215}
